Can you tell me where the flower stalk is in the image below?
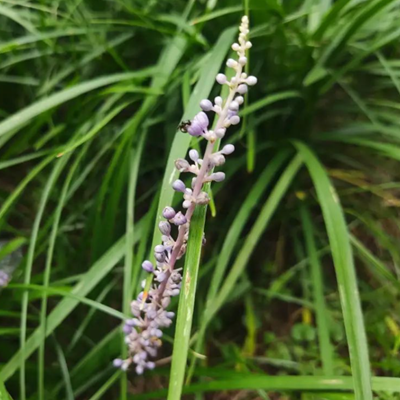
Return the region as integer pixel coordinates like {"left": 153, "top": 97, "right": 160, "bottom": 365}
{"left": 114, "top": 15, "right": 257, "bottom": 374}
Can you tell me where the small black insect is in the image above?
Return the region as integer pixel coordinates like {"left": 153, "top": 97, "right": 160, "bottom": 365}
{"left": 178, "top": 120, "right": 191, "bottom": 133}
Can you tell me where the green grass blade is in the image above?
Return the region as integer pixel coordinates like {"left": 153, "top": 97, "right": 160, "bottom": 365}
{"left": 294, "top": 141, "right": 372, "bottom": 400}
{"left": 38, "top": 149, "right": 85, "bottom": 400}
{"left": 20, "top": 157, "right": 68, "bottom": 400}
{"left": 205, "top": 154, "right": 303, "bottom": 324}
{"left": 0, "top": 68, "right": 155, "bottom": 138}
{"left": 300, "top": 204, "right": 334, "bottom": 375}
{"left": 167, "top": 205, "right": 208, "bottom": 400}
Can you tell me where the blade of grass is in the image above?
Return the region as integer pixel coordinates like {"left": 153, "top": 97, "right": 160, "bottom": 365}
{"left": 19, "top": 156, "right": 68, "bottom": 400}
{"left": 167, "top": 204, "right": 208, "bottom": 400}
{"left": 0, "top": 68, "right": 155, "bottom": 138}
{"left": 300, "top": 204, "right": 334, "bottom": 374}
{"left": 130, "top": 375, "right": 400, "bottom": 400}
{"left": 38, "top": 146, "right": 86, "bottom": 400}
{"left": 294, "top": 141, "right": 372, "bottom": 400}
{"left": 207, "top": 154, "right": 303, "bottom": 323}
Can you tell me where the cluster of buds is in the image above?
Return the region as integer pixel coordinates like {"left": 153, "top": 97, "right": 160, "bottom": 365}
{"left": 114, "top": 15, "right": 257, "bottom": 374}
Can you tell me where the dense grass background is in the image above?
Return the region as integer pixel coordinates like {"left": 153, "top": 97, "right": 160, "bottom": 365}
{"left": 2, "top": 0, "right": 400, "bottom": 398}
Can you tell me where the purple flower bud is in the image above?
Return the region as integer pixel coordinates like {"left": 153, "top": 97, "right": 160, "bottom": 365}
{"left": 142, "top": 260, "right": 154, "bottom": 273}
{"left": 171, "top": 212, "right": 187, "bottom": 226}
{"left": 237, "top": 84, "right": 248, "bottom": 94}
{"left": 174, "top": 158, "right": 190, "bottom": 172}
{"left": 189, "top": 149, "right": 199, "bottom": 162}
{"left": 200, "top": 99, "right": 213, "bottom": 111}
{"left": 154, "top": 245, "right": 165, "bottom": 253}
{"left": 221, "top": 144, "right": 235, "bottom": 155}
{"left": 159, "top": 221, "right": 171, "bottom": 235}
{"left": 155, "top": 252, "right": 166, "bottom": 262}
{"left": 172, "top": 179, "right": 186, "bottom": 192}
{"left": 210, "top": 172, "right": 225, "bottom": 182}
{"left": 123, "top": 324, "right": 133, "bottom": 334}
{"left": 163, "top": 206, "right": 176, "bottom": 219}
{"left": 113, "top": 358, "right": 124, "bottom": 368}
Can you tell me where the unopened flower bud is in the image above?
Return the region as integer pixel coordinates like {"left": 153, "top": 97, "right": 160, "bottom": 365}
{"left": 229, "top": 101, "right": 239, "bottom": 111}
{"left": 142, "top": 260, "right": 154, "bottom": 272}
{"left": 230, "top": 115, "right": 241, "bottom": 125}
{"left": 113, "top": 358, "right": 124, "bottom": 368}
{"left": 216, "top": 73, "right": 227, "bottom": 84}
{"left": 246, "top": 76, "right": 257, "bottom": 86}
{"left": 189, "top": 149, "right": 199, "bottom": 162}
{"left": 221, "top": 144, "right": 235, "bottom": 155}
{"left": 236, "top": 96, "right": 244, "bottom": 105}
{"left": 239, "top": 56, "right": 247, "bottom": 65}
{"left": 172, "top": 179, "right": 186, "bottom": 192}
{"left": 237, "top": 84, "right": 248, "bottom": 94}
{"left": 159, "top": 221, "right": 171, "bottom": 236}
{"left": 154, "top": 245, "right": 165, "bottom": 253}
{"left": 175, "top": 158, "right": 190, "bottom": 172}
{"left": 226, "top": 59, "right": 238, "bottom": 68}
{"left": 215, "top": 128, "right": 226, "bottom": 138}
{"left": 200, "top": 99, "right": 213, "bottom": 111}
{"left": 210, "top": 172, "right": 225, "bottom": 182}
{"left": 232, "top": 43, "right": 240, "bottom": 51}
{"left": 163, "top": 206, "right": 176, "bottom": 219}
{"left": 214, "top": 96, "right": 223, "bottom": 106}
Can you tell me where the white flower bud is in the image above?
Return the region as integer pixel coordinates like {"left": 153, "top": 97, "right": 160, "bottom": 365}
{"left": 230, "top": 115, "right": 240, "bottom": 125}
{"left": 246, "top": 76, "right": 257, "bottom": 86}
{"left": 182, "top": 200, "right": 191, "bottom": 208}
{"left": 232, "top": 43, "right": 240, "bottom": 51}
{"left": 189, "top": 149, "right": 199, "bottom": 162}
{"left": 221, "top": 144, "right": 235, "bottom": 155}
{"left": 214, "top": 96, "right": 223, "bottom": 106}
{"left": 239, "top": 56, "right": 247, "bottom": 65}
{"left": 236, "top": 96, "right": 244, "bottom": 105}
{"left": 215, "top": 128, "right": 226, "bottom": 138}
{"left": 226, "top": 59, "right": 238, "bottom": 68}
{"left": 245, "top": 41, "right": 252, "bottom": 49}
{"left": 229, "top": 101, "right": 239, "bottom": 111}
{"left": 216, "top": 73, "right": 227, "bottom": 84}
{"left": 237, "top": 84, "right": 248, "bottom": 94}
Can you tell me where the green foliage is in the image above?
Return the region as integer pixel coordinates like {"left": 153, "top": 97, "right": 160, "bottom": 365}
{"left": 1, "top": 0, "right": 400, "bottom": 399}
